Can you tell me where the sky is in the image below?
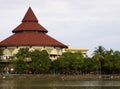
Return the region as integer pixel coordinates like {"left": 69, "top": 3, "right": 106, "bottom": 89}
{"left": 0, "top": 0, "right": 120, "bottom": 56}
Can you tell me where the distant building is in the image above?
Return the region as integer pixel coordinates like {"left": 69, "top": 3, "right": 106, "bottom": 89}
{"left": 64, "top": 47, "right": 89, "bottom": 57}
{"left": 0, "top": 7, "right": 67, "bottom": 61}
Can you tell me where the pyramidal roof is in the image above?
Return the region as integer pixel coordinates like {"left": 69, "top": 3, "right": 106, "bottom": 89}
{"left": 22, "top": 7, "right": 38, "bottom": 22}
{"left": 12, "top": 7, "right": 48, "bottom": 33}
{"left": 0, "top": 7, "right": 67, "bottom": 48}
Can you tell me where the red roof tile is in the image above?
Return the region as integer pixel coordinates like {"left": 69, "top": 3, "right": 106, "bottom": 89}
{"left": 0, "top": 32, "right": 67, "bottom": 48}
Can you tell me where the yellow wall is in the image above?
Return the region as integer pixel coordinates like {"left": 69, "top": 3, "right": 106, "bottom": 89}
{"left": 1, "top": 46, "right": 63, "bottom": 61}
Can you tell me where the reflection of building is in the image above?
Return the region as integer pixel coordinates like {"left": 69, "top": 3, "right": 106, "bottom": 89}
{"left": 64, "top": 47, "right": 89, "bottom": 57}
{"left": 0, "top": 7, "right": 67, "bottom": 61}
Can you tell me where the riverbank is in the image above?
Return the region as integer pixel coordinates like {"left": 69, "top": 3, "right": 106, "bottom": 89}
{"left": 0, "top": 74, "right": 120, "bottom": 81}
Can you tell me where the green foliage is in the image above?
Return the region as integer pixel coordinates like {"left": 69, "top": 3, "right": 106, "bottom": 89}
{"left": 50, "top": 59, "right": 61, "bottom": 74}
{"left": 0, "top": 48, "right": 3, "bottom": 56}
{"left": 103, "top": 50, "right": 120, "bottom": 73}
{"left": 82, "top": 58, "right": 98, "bottom": 73}
{"left": 15, "top": 59, "right": 28, "bottom": 73}
{"left": 0, "top": 48, "right": 3, "bottom": 61}
{"left": 93, "top": 46, "right": 106, "bottom": 56}
{"left": 13, "top": 48, "right": 51, "bottom": 74}
{"left": 92, "top": 46, "right": 120, "bottom": 74}
{"left": 50, "top": 52, "right": 84, "bottom": 74}
{"left": 15, "top": 48, "right": 30, "bottom": 58}
{"left": 29, "top": 50, "right": 51, "bottom": 73}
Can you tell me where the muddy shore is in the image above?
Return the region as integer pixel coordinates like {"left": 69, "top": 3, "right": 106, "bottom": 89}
{"left": 0, "top": 74, "right": 120, "bottom": 81}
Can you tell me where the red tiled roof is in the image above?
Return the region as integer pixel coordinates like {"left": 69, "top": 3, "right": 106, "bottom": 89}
{"left": 0, "top": 32, "right": 67, "bottom": 48}
{"left": 12, "top": 7, "right": 48, "bottom": 33}
{"left": 12, "top": 22, "right": 48, "bottom": 33}
{"left": 22, "top": 7, "right": 38, "bottom": 22}
{"left": 0, "top": 7, "right": 67, "bottom": 48}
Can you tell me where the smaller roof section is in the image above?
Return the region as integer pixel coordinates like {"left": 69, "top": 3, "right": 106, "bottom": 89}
{"left": 12, "top": 7, "right": 48, "bottom": 33}
{"left": 22, "top": 7, "right": 38, "bottom": 22}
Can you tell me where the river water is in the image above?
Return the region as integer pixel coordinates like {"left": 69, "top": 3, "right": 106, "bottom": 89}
{"left": 0, "top": 80, "right": 119, "bottom": 89}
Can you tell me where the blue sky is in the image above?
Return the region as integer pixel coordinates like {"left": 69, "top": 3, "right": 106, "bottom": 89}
{"left": 0, "top": 0, "right": 120, "bottom": 56}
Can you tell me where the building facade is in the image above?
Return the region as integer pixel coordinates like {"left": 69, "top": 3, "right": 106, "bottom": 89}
{"left": 64, "top": 47, "right": 89, "bottom": 57}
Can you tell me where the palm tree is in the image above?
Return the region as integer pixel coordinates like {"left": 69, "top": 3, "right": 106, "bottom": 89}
{"left": 93, "top": 46, "right": 106, "bottom": 56}
{"left": 92, "top": 46, "right": 105, "bottom": 75}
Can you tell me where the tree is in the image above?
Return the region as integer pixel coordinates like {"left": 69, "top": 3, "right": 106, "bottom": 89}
{"left": 0, "top": 48, "right": 3, "bottom": 56}
{"left": 29, "top": 50, "right": 51, "bottom": 74}
{"left": 92, "top": 46, "right": 105, "bottom": 74}
{"left": 0, "top": 48, "right": 3, "bottom": 60}
{"left": 14, "top": 48, "right": 31, "bottom": 73}
{"left": 102, "top": 50, "right": 120, "bottom": 74}
{"left": 112, "top": 51, "right": 120, "bottom": 73}
{"left": 15, "top": 59, "right": 28, "bottom": 73}
{"left": 103, "top": 53, "right": 114, "bottom": 74}
{"left": 50, "top": 59, "right": 61, "bottom": 74}
{"left": 15, "top": 48, "right": 30, "bottom": 59}
{"left": 0, "top": 48, "right": 3, "bottom": 73}
{"left": 82, "top": 58, "right": 98, "bottom": 73}
{"left": 93, "top": 46, "right": 106, "bottom": 56}
{"left": 56, "top": 52, "right": 84, "bottom": 74}
{"left": 93, "top": 47, "right": 120, "bottom": 74}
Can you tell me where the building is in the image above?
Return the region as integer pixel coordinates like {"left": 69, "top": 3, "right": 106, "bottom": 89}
{"left": 64, "top": 47, "right": 89, "bottom": 57}
{"left": 0, "top": 7, "right": 68, "bottom": 61}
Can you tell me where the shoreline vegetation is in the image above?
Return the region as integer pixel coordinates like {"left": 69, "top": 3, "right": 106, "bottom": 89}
{"left": 0, "top": 74, "right": 120, "bottom": 81}
{"left": 0, "top": 46, "right": 120, "bottom": 81}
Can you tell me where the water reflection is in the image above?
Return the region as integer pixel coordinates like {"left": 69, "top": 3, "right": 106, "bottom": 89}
{"left": 0, "top": 80, "right": 119, "bottom": 89}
